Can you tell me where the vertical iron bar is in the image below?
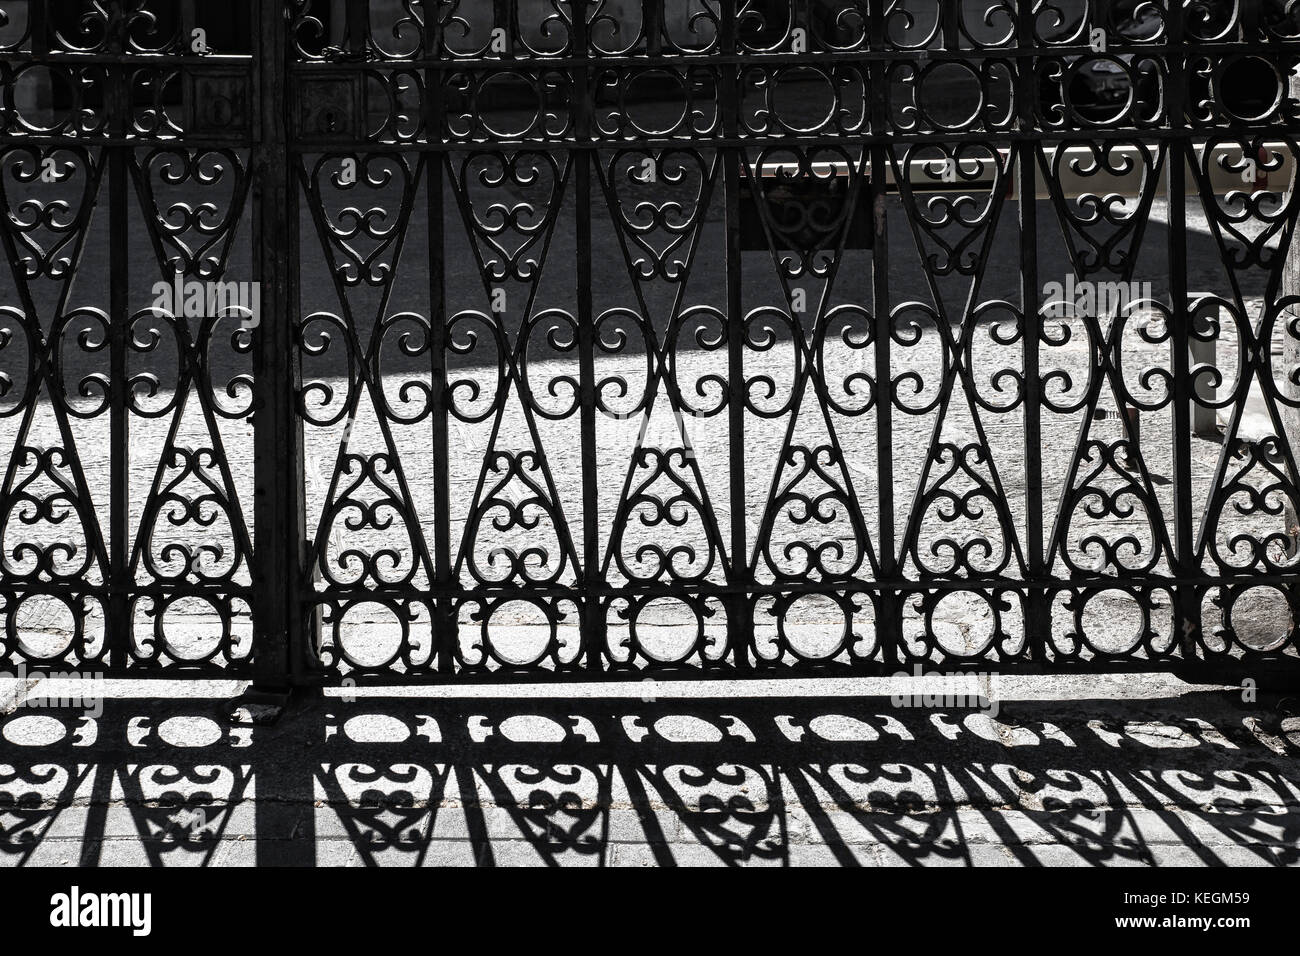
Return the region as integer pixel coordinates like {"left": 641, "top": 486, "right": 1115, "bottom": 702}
{"left": 1241, "top": 0, "right": 1259, "bottom": 40}
{"left": 107, "top": 144, "right": 128, "bottom": 669}
{"left": 493, "top": 0, "right": 512, "bottom": 55}
{"left": 869, "top": 0, "right": 898, "bottom": 665}
{"left": 1166, "top": 4, "right": 1196, "bottom": 659}
{"left": 179, "top": 0, "right": 196, "bottom": 52}
{"left": 427, "top": 21, "right": 455, "bottom": 674}
{"left": 722, "top": 0, "right": 750, "bottom": 668}
{"left": 1017, "top": 0, "right": 1047, "bottom": 661}
{"left": 643, "top": 0, "right": 662, "bottom": 57}
{"left": 29, "top": 0, "right": 47, "bottom": 56}
{"left": 105, "top": 3, "right": 129, "bottom": 669}
{"left": 346, "top": 0, "right": 369, "bottom": 54}
{"left": 251, "top": 0, "right": 299, "bottom": 687}
{"left": 940, "top": 0, "right": 959, "bottom": 50}
{"left": 573, "top": 0, "right": 604, "bottom": 671}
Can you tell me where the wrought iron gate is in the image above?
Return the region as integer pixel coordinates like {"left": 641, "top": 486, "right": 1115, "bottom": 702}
{"left": 2, "top": 1, "right": 1300, "bottom": 687}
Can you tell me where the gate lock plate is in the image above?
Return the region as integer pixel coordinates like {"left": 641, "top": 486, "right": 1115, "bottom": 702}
{"left": 186, "top": 68, "right": 253, "bottom": 137}
{"left": 293, "top": 71, "right": 365, "bottom": 141}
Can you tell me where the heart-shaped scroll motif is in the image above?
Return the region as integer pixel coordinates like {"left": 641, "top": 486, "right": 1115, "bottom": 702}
{"left": 0, "top": 146, "right": 100, "bottom": 286}
{"left": 604, "top": 148, "right": 714, "bottom": 284}
{"left": 1042, "top": 139, "right": 1164, "bottom": 279}
{"left": 306, "top": 154, "right": 417, "bottom": 288}
{"left": 744, "top": 146, "right": 866, "bottom": 279}
{"left": 1191, "top": 135, "right": 1300, "bottom": 277}
{"left": 131, "top": 148, "right": 249, "bottom": 281}
{"left": 452, "top": 150, "right": 567, "bottom": 285}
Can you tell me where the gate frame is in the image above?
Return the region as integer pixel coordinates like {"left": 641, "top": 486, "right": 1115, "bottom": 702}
{"left": 0, "top": 1, "right": 1298, "bottom": 697}
{"left": 250, "top": 0, "right": 302, "bottom": 692}
{"left": 259, "top": 0, "right": 1300, "bottom": 694}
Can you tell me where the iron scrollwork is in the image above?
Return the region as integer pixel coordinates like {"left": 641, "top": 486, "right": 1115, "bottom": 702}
{"left": 1, "top": 2, "right": 1298, "bottom": 682}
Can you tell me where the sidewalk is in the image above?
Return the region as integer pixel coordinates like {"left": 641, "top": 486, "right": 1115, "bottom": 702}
{"left": 1, "top": 674, "right": 1296, "bottom": 866}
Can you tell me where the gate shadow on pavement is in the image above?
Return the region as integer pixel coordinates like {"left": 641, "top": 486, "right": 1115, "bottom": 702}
{"left": 0, "top": 690, "right": 1297, "bottom": 866}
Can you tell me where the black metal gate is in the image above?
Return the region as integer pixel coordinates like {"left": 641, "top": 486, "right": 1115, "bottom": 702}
{"left": 2, "top": 1, "right": 1299, "bottom": 688}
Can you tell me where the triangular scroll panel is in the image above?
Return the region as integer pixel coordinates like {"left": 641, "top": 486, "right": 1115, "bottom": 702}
{"left": 888, "top": 143, "right": 1025, "bottom": 581}
{"left": 1186, "top": 136, "right": 1300, "bottom": 574}
{"left": 127, "top": 148, "right": 255, "bottom": 594}
{"left": 595, "top": 148, "right": 730, "bottom": 587}
{"left": 0, "top": 146, "right": 109, "bottom": 597}
{"left": 448, "top": 151, "right": 580, "bottom": 590}
{"left": 300, "top": 154, "right": 433, "bottom": 593}
{"left": 742, "top": 148, "right": 877, "bottom": 585}
{"left": 1037, "top": 142, "right": 1175, "bottom": 577}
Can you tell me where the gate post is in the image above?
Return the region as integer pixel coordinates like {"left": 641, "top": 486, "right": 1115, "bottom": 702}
{"left": 249, "top": 0, "right": 303, "bottom": 692}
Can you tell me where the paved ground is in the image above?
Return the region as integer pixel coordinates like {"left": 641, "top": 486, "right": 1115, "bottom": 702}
{"left": 0, "top": 672, "right": 1297, "bottom": 866}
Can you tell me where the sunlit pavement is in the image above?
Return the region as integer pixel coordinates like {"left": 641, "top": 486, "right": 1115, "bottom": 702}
{"left": 1, "top": 674, "right": 1297, "bottom": 866}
